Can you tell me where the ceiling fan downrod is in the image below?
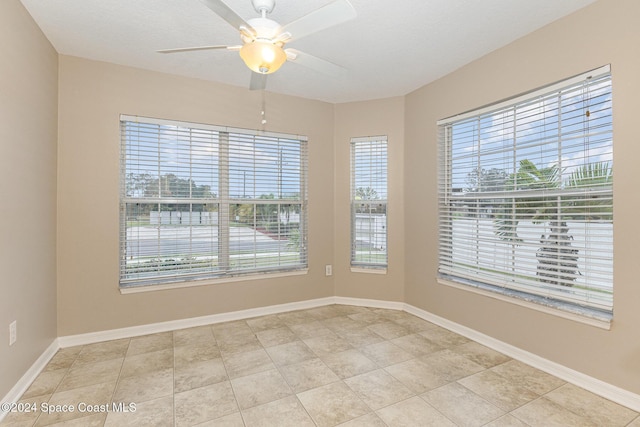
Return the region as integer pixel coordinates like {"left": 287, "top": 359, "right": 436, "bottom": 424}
{"left": 251, "top": 0, "right": 276, "bottom": 17}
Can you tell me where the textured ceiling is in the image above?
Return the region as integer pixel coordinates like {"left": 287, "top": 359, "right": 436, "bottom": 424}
{"left": 20, "top": 0, "right": 596, "bottom": 103}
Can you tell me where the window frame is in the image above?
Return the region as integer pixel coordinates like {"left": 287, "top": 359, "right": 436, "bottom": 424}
{"left": 350, "top": 136, "right": 388, "bottom": 271}
{"left": 119, "top": 115, "right": 308, "bottom": 289}
{"left": 436, "top": 65, "right": 613, "bottom": 321}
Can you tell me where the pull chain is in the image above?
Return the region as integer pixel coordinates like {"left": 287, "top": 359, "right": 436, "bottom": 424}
{"left": 261, "top": 89, "right": 267, "bottom": 128}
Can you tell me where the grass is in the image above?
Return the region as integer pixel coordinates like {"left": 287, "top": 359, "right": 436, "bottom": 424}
{"left": 124, "top": 253, "right": 303, "bottom": 278}
{"left": 451, "top": 261, "right": 612, "bottom": 296}
{"left": 353, "top": 252, "right": 387, "bottom": 264}
{"left": 126, "top": 219, "right": 150, "bottom": 227}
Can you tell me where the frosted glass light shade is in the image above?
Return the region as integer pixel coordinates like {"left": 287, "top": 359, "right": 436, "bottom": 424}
{"left": 240, "top": 41, "right": 287, "bottom": 74}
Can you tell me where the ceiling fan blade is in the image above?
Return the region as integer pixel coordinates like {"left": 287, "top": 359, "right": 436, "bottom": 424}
{"left": 157, "top": 45, "right": 238, "bottom": 54}
{"left": 199, "top": 0, "right": 255, "bottom": 35}
{"left": 285, "top": 49, "right": 347, "bottom": 78}
{"left": 279, "top": 0, "right": 356, "bottom": 42}
{"left": 249, "top": 72, "right": 268, "bottom": 91}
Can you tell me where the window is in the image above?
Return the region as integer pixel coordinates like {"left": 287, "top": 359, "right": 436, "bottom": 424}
{"left": 351, "top": 136, "right": 388, "bottom": 269}
{"left": 120, "top": 116, "right": 308, "bottom": 288}
{"left": 437, "top": 65, "right": 613, "bottom": 318}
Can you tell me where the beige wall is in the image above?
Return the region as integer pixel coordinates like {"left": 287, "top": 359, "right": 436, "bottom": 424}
{"left": 404, "top": 0, "right": 640, "bottom": 393}
{"left": 333, "top": 98, "right": 405, "bottom": 302}
{"left": 57, "top": 56, "right": 336, "bottom": 335}
{"left": 0, "top": 0, "right": 58, "bottom": 398}
{"left": 5, "top": 0, "right": 639, "bottom": 402}
{"left": 55, "top": 56, "right": 408, "bottom": 336}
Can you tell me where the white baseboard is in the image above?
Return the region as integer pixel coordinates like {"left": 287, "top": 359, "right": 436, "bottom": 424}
{"left": 404, "top": 303, "right": 640, "bottom": 412}
{"left": 6, "top": 297, "right": 639, "bottom": 418}
{"left": 334, "top": 296, "right": 404, "bottom": 311}
{"left": 0, "top": 339, "right": 59, "bottom": 422}
{"left": 57, "top": 296, "right": 403, "bottom": 348}
{"left": 58, "top": 297, "right": 336, "bottom": 348}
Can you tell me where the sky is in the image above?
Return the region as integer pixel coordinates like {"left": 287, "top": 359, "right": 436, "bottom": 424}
{"left": 448, "top": 74, "right": 612, "bottom": 192}
{"left": 123, "top": 122, "right": 305, "bottom": 199}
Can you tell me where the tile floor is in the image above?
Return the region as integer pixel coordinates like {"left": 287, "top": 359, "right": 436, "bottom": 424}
{"left": 1, "top": 304, "right": 638, "bottom": 426}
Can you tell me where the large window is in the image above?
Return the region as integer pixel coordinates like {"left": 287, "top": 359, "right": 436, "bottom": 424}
{"left": 437, "top": 66, "right": 613, "bottom": 318}
{"left": 351, "top": 136, "right": 388, "bottom": 269}
{"left": 120, "top": 116, "right": 308, "bottom": 288}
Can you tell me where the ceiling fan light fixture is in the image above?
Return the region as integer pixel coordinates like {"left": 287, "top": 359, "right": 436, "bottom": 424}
{"left": 240, "top": 40, "right": 286, "bottom": 74}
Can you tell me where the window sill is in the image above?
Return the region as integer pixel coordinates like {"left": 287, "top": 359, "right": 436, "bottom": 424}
{"left": 437, "top": 277, "right": 612, "bottom": 330}
{"left": 350, "top": 267, "right": 387, "bottom": 275}
{"left": 120, "top": 269, "right": 309, "bottom": 294}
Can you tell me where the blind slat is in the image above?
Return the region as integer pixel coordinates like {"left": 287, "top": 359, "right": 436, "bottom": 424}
{"left": 438, "top": 69, "right": 613, "bottom": 314}
{"left": 350, "top": 137, "right": 388, "bottom": 268}
{"left": 120, "top": 117, "right": 308, "bottom": 287}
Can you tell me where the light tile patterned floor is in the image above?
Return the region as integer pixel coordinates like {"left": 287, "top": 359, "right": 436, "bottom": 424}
{"left": 2, "top": 305, "right": 638, "bottom": 426}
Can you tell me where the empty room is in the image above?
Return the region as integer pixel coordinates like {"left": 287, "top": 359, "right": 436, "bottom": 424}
{"left": 1, "top": 0, "right": 639, "bottom": 425}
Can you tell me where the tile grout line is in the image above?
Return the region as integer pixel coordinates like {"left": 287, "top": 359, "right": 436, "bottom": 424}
{"left": 13, "top": 305, "right": 639, "bottom": 427}
{"left": 215, "top": 321, "right": 249, "bottom": 426}
{"left": 259, "top": 318, "right": 319, "bottom": 426}
{"left": 172, "top": 331, "right": 177, "bottom": 427}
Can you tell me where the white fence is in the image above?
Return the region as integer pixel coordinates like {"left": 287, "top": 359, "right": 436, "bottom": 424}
{"left": 150, "top": 211, "right": 300, "bottom": 226}
{"left": 355, "top": 213, "right": 387, "bottom": 250}
{"left": 149, "top": 211, "right": 218, "bottom": 226}
{"left": 450, "top": 219, "right": 613, "bottom": 291}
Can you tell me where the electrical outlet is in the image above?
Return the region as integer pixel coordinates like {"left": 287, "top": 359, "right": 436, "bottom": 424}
{"left": 9, "top": 321, "right": 16, "bottom": 346}
{"left": 325, "top": 264, "right": 332, "bottom": 276}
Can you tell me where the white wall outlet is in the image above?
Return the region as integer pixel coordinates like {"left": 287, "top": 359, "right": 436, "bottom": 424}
{"left": 9, "top": 321, "right": 17, "bottom": 346}
{"left": 325, "top": 264, "right": 332, "bottom": 276}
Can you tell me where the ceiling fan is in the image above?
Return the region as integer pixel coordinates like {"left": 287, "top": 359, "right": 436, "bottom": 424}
{"left": 158, "top": 0, "right": 357, "bottom": 90}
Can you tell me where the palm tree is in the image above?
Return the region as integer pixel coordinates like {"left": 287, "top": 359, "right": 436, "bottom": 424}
{"left": 566, "top": 162, "right": 613, "bottom": 220}
{"left": 355, "top": 186, "right": 379, "bottom": 200}
{"left": 494, "top": 160, "right": 612, "bottom": 288}
{"left": 355, "top": 186, "right": 383, "bottom": 214}
{"left": 494, "top": 159, "right": 561, "bottom": 243}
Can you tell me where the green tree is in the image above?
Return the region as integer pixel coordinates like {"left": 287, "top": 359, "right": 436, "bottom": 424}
{"left": 465, "top": 167, "right": 509, "bottom": 218}
{"left": 494, "top": 160, "right": 561, "bottom": 242}
{"left": 126, "top": 173, "right": 216, "bottom": 199}
{"left": 233, "top": 204, "right": 255, "bottom": 224}
{"left": 125, "top": 173, "right": 217, "bottom": 221}
{"left": 566, "top": 162, "right": 613, "bottom": 220}
{"left": 493, "top": 160, "right": 612, "bottom": 287}
{"left": 279, "top": 194, "right": 301, "bottom": 224}
{"left": 465, "top": 167, "right": 508, "bottom": 192}
{"left": 233, "top": 194, "right": 280, "bottom": 227}
{"left": 354, "top": 187, "right": 386, "bottom": 214}
{"left": 256, "top": 194, "right": 277, "bottom": 226}
{"left": 355, "top": 186, "right": 379, "bottom": 200}
{"left": 287, "top": 228, "right": 301, "bottom": 251}
{"left": 494, "top": 160, "right": 570, "bottom": 285}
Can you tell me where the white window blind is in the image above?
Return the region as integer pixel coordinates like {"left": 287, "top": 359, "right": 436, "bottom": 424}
{"left": 351, "top": 136, "right": 388, "bottom": 268}
{"left": 437, "top": 66, "right": 613, "bottom": 316}
{"left": 120, "top": 116, "right": 308, "bottom": 288}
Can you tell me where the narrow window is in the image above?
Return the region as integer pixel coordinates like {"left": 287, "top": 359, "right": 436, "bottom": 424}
{"left": 351, "top": 136, "right": 388, "bottom": 269}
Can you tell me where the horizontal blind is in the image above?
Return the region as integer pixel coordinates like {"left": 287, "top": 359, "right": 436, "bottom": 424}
{"left": 120, "top": 116, "right": 307, "bottom": 287}
{"left": 351, "top": 136, "right": 388, "bottom": 268}
{"left": 225, "top": 132, "right": 307, "bottom": 274}
{"left": 438, "top": 68, "right": 613, "bottom": 314}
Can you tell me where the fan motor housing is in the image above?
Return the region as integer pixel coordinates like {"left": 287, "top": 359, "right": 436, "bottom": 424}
{"left": 243, "top": 17, "right": 281, "bottom": 43}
